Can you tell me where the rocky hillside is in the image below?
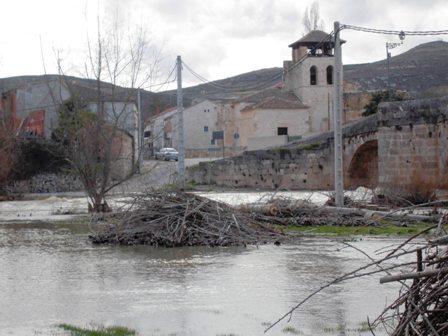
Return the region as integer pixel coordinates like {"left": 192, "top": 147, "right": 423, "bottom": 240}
{"left": 178, "top": 40, "right": 448, "bottom": 101}
{"left": 344, "top": 41, "right": 448, "bottom": 94}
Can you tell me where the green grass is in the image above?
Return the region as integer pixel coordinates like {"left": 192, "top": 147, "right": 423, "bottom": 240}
{"left": 282, "top": 223, "right": 439, "bottom": 236}
{"left": 58, "top": 324, "right": 137, "bottom": 336}
{"left": 356, "top": 321, "right": 375, "bottom": 332}
{"left": 298, "top": 143, "right": 320, "bottom": 150}
{"left": 282, "top": 326, "right": 302, "bottom": 334}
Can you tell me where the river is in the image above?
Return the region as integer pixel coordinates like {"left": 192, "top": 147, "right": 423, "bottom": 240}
{"left": 0, "top": 221, "right": 402, "bottom": 336}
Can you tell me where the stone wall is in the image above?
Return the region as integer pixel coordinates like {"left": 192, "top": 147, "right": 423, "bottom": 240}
{"left": 378, "top": 98, "right": 448, "bottom": 191}
{"left": 187, "top": 144, "right": 334, "bottom": 190}
{"left": 7, "top": 173, "right": 83, "bottom": 194}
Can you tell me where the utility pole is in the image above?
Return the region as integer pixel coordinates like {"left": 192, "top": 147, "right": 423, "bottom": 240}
{"left": 137, "top": 88, "right": 143, "bottom": 174}
{"left": 333, "top": 21, "right": 344, "bottom": 207}
{"left": 176, "top": 55, "right": 185, "bottom": 187}
{"left": 386, "top": 43, "right": 391, "bottom": 93}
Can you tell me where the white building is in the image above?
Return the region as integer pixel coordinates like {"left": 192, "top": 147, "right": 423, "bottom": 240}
{"left": 146, "top": 99, "right": 228, "bottom": 157}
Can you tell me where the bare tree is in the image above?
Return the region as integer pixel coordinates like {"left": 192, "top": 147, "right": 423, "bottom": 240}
{"left": 302, "top": 1, "right": 325, "bottom": 33}
{"left": 49, "top": 15, "right": 162, "bottom": 212}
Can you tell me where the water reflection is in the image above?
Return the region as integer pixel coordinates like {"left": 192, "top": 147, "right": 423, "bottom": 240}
{"left": 0, "top": 221, "right": 400, "bottom": 336}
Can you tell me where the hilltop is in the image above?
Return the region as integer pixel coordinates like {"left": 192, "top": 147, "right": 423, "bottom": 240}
{"left": 1, "top": 40, "right": 448, "bottom": 121}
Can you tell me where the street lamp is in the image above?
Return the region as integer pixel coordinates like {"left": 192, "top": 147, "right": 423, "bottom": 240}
{"left": 386, "top": 31, "right": 405, "bottom": 92}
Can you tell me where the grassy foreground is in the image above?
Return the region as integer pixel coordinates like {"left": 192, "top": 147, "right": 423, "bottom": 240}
{"left": 58, "top": 324, "right": 136, "bottom": 336}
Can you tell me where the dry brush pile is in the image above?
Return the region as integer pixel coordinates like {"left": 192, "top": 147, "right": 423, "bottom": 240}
{"left": 89, "top": 190, "right": 282, "bottom": 247}
{"left": 242, "top": 196, "right": 378, "bottom": 227}
{"left": 375, "top": 234, "right": 448, "bottom": 336}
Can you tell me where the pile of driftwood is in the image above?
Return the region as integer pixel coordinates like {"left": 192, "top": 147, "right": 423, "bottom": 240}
{"left": 89, "top": 191, "right": 281, "bottom": 247}
{"left": 242, "top": 197, "right": 378, "bottom": 227}
{"left": 375, "top": 234, "right": 448, "bottom": 335}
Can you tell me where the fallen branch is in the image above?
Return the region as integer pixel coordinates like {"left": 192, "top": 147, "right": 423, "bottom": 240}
{"left": 380, "top": 267, "right": 448, "bottom": 284}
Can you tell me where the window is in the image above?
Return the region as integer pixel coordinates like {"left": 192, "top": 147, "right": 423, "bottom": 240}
{"left": 211, "top": 139, "right": 215, "bottom": 145}
{"left": 278, "top": 127, "right": 288, "bottom": 136}
{"left": 204, "top": 126, "right": 209, "bottom": 132}
{"left": 310, "top": 66, "right": 317, "bottom": 85}
{"left": 326, "top": 65, "right": 333, "bottom": 85}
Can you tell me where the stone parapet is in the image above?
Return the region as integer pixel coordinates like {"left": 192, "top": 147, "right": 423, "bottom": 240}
{"left": 378, "top": 97, "right": 448, "bottom": 127}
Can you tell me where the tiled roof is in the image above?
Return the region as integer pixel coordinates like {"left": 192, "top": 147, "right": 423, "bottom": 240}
{"left": 238, "top": 87, "right": 309, "bottom": 112}
{"left": 289, "top": 30, "right": 345, "bottom": 48}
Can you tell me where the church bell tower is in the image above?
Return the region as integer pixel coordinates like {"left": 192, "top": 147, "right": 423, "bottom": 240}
{"left": 283, "top": 30, "right": 345, "bottom": 133}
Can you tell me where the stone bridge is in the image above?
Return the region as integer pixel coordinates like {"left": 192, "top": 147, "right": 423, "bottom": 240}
{"left": 187, "top": 97, "right": 448, "bottom": 192}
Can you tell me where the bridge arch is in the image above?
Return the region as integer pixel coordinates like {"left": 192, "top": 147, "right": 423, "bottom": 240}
{"left": 347, "top": 139, "right": 379, "bottom": 189}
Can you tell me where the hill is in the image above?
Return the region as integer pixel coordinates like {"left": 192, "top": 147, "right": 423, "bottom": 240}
{"left": 1, "top": 40, "right": 448, "bottom": 120}
{"left": 344, "top": 40, "right": 448, "bottom": 94}
{"left": 177, "top": 40, "right": 448, "bottom": 102}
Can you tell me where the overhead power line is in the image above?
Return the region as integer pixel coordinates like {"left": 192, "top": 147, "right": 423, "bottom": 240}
{"left": 342, "top": 24, "right": 448, "bottom": 36}
{"left": 180, "top": 30, "right": 336, "bottom": 95}
{"left": 142, "top": 63, "right": 177, "bottom": 92}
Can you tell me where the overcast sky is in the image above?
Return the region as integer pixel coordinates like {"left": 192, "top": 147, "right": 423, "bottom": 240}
{"left": 0, "top": 0, "right": 447, "bottom": 89}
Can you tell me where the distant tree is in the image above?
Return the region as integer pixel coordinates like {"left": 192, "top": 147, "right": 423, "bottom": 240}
{"left": 302, "top": 1, "right": 325, "bottom": 33}
{"left": 362, "top": 90, "right": 407, "bottom": 117}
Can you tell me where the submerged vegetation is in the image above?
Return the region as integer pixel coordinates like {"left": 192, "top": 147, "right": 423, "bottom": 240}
{"left": 58, "top": 324, "right": 137, "bottom": 336}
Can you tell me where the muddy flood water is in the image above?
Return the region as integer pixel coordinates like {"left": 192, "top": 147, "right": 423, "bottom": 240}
{"left": 0, "top": 221, "right": 403, "bottom": 336}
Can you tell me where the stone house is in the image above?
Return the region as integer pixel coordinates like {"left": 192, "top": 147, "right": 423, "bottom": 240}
{"left": 224, "top": 86, "right": 309, "bottom": 151}
{"left": 0, "top": 76, "right": 138, "bottom": 141}
{"left": 0, "top": 76, "right": 139, "bottom": 179}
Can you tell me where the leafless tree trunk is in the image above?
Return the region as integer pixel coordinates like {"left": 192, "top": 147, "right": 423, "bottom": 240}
{"left": 48, "top": 13, "right": 162, "bottom": 212}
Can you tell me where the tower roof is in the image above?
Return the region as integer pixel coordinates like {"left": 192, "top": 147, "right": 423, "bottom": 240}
{"left": 289, "top": 30, "right": 345, "bottom": 48}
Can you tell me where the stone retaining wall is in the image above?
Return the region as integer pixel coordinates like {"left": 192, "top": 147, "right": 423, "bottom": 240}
{"left": 7, "top": 173, "right": 84, "bottom": 194}
{"left": 187, "top": 144, "right": 334, "bottom": 190}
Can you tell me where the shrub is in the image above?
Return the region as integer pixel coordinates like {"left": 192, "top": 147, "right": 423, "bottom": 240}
{"left": 12, "top": 139, "right": 68, "bottom": 180}
{"left": 363, "top": 90, "right": 408, "bottom": 117}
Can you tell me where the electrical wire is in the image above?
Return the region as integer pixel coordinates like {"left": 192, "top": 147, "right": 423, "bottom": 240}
{"left": 141, "top": 63, "right": 177, "bottom": 92}
{"left": 180, "top": 30, "right": 336, "bottom": 95}
{"left": 342, "top": 24, "right": 448, "bottom": 36}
